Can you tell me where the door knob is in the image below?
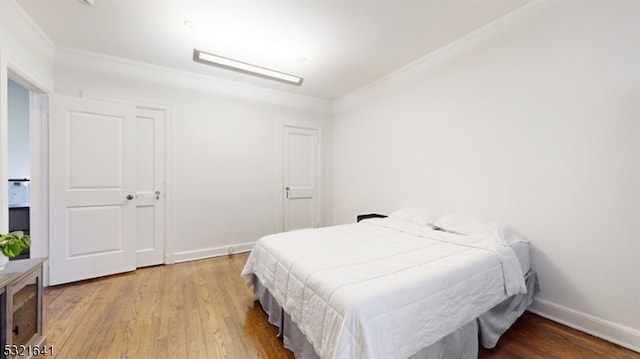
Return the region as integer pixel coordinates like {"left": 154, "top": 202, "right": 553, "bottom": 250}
{"left": 126, "top": 194, "right": 134, "bottom": 200}
{"left": 155, "top": 190, "right": 161, "bottom": 200}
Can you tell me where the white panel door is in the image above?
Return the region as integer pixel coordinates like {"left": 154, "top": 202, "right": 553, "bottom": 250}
{"left": 49, "top": 95, "right": 136, "bottom": 285}
{"left": 283, "top": 125, "right": 319, "bottom": 231}
{"left": 135, "top": 108, "right": 165, "bottom": 267}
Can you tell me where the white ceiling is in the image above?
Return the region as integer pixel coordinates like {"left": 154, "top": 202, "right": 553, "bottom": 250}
{"left": 16, "top": 0, "right": 532, "bottom": 101}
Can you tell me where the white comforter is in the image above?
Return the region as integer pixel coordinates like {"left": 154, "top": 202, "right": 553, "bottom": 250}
{"left": 241, "top": 218, "right": 526, "bottom": 359}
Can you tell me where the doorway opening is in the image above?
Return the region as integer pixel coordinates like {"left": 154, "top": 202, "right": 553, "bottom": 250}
{"left": 6, "top": 71, "right": 49, "bottom": 262}
{"left": 7, "top": 78, "right": 30, "bottom": 259}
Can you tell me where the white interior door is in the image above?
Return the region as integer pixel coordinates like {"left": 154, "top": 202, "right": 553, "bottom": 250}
{"left": 135, "top": 108, "right": 165, "bottom": 267}
{"left": 49, "top": 95, "right": 136, "bottom": 285}
{"left": 283, "top": 125, "right": 320, "bottom": 231}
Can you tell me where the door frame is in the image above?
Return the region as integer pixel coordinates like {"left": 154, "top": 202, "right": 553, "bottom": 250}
{"left": 0, "top": 52, "right": 53, "bottom": 282}
{"left": 277, "top": 121, "right": 323, "bottom": 232}
{"left": 83, "top": 92, "right": 175, "bottom": 265}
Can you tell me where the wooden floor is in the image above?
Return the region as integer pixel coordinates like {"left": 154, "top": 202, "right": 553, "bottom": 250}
{"left": 44, "top": 253, "right": 640, "bottom": 359}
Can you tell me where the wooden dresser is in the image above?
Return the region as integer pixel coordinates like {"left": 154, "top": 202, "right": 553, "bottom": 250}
{"left": 0, "top": 258, "right": 46, "bottom": 359}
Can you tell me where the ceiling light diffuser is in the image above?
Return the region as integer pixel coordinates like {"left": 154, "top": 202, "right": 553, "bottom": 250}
{"left": 193, "top": 49, "right": 303, "bottom": 86}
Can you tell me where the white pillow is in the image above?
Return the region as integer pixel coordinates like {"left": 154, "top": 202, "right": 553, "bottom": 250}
{"left": 387, "top": 208, "right": 438, "bottom": 227}
{"left": 431, "top": 213, "right": 527, "bottom": 245}
{"left": 430, "top": 213, "right": 487, "bottom": 234}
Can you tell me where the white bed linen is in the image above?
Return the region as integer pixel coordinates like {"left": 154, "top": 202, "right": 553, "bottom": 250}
{"left": 511, "top": 241, "right": 530, "bottom": 274}
{"left": 241, "top": 218, "right": 526, "bottom": 359}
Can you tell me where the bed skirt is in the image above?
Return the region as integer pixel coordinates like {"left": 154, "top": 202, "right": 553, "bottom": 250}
{"left": 251, "top": 270, "right": 539, "bottom": 359}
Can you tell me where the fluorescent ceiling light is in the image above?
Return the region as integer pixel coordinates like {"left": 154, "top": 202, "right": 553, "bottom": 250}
{"left": 193, "top": 49, "right": 304, "bottom": 86}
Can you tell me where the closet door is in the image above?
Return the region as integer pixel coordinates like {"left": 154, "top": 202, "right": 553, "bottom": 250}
{"left": 48, "top": 95, "right": 136, "bottom": 285}
{"left": 282, "top": 125, "right": 320, "bottom": 231}
{"left": 135, "top": 108, "right": 165, "bottom": 267}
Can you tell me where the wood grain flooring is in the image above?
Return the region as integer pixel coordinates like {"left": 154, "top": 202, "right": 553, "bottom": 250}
{"left": 43, "top": 252, "right": 640, "bottom": 359}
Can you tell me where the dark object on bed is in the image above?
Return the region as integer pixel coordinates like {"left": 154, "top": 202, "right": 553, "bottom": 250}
{"left": 356, "top": 213, "right": 388, "bottom": 222}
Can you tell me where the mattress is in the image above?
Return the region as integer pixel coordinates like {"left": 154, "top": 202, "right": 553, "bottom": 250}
{"left": 242, "top": 218, "right": 528, "bottom": 359}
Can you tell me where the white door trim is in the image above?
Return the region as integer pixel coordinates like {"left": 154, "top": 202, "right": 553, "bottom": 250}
{"left": 1, "top": 57, "right": 52, "bottom": 282}
{"left": 0, "top": 49, "right": 9, "bottom": 233}
{"left": 278, "top": 121, "right": 323, "bottom": 232}
{"left": 28, "top": 92, "right": 48, "bottom": 260}
{"left": 82, "top": 92, "right": 175, "bottom": 264}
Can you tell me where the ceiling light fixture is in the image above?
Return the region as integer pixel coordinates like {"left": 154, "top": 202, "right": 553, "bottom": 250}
{"left": 193, "top": 49, "right": 304, "bottom": 86}
{"left": 79, "top": 0, "right": 94, "bottom": 5}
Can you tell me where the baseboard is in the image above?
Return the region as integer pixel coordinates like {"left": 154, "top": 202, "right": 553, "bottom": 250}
{"left": 528, "top": 297, "right": 640, "bottom": 353}
{"left": 172, "top": 242, "right": 256, "bottom": 263}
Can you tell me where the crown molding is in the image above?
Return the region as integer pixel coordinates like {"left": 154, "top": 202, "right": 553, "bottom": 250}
{"left": 7, "top": 0, "right": 55, "bottom": 48}
{"left": 333, "top": 0, "right": 543, "bottom": 114}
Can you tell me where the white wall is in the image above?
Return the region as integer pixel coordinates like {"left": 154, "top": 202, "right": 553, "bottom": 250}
{"left": 54, "top": 49, "right": 332, "bottom": 262}
{"left": 8, "top": 79, "right": 30, "bottom": 179}
{"left": 0, "top": 0, "right": 54, "bottom": 90}
{"left": 333, "top": 0, "right": 640, "bottom": 351}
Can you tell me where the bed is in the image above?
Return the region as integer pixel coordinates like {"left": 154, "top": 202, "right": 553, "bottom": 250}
{"left": 241, "top": 210, "right": 539, "bottom": 359}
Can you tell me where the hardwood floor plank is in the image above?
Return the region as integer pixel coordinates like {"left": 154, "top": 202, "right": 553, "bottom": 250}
{"left": 43, "top": 253, "right": 639, "bottom": 359}
{"left": 478, "top": 307, "right": 640, "bottom": 359}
